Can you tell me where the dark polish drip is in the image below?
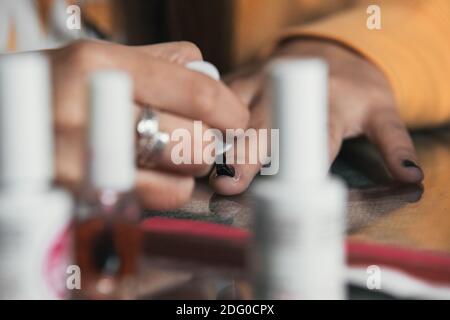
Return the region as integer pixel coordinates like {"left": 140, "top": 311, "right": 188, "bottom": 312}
{"left": 216, "top": 153, "right": 235, "bottom": 177}
{"left": 216, "top": 164, "right": 236, "bottom": 177}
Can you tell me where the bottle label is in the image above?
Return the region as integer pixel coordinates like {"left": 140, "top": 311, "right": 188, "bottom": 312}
{"left": 254, "top": 197, "right": 346, "bottom": 300}
{"left": 0, "top": 193, "right": 73, "bottom": 299}
{"left": 45, "top": 224, "right": 73, "bottom": 299}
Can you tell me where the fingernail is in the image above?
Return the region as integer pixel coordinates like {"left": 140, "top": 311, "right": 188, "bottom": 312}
{"left": 216, "top": 164, "right": 235, "bottom": 178}
{"left": 402, "top": 159, "right": 420, "bottom": 169}
{"left": 402, "top": 159, "right": 424, "bottom": 181}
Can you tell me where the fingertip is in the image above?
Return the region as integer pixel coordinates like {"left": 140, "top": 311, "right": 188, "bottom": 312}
{"left": 388, "top": 158, "right": 424, "bottom": 184}
{"left": 209, "top": 164, "right": 257, "bottom": 196}
{"left": 365, "top": 110, "right": 423, "bottom": 185}
{"left": 400, "top": 159, "right": 424, "bottom": 183}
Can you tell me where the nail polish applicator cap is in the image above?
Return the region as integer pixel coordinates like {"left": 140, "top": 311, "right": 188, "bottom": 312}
{"left": 89, "top": 70, "right": 135, "bottom": 191}
{"left": 186, "top": 60, "right": 220, "bottom": 81}
{"left": 0, "top": 53, "right": 53, "bottom": 190}
{"left": 269, "top": 58, "right": 329, "bottom": 184}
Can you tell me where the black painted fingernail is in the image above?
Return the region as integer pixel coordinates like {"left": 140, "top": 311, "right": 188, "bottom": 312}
{"left": 402, "top": 160, "right": 420, "bottom": 169}
{"left": 216, "top": 164, "right": 235, "bottom": 178}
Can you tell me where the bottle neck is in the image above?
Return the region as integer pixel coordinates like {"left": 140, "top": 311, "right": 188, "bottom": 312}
{"left": 0, "top": 180, "right": 52, "bottom": 194}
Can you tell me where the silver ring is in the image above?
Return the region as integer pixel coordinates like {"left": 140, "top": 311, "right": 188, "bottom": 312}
{"left": 136, "top": 107, "right": 169, "bottom": 168}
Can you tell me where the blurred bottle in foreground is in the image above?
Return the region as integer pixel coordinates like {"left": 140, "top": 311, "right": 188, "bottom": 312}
{"left": 252, "top": 59, "right": 347, "bottom": 300}
{"left": 0, "top": 53, "right": 73, "bottom": 299}
{"left": 74, "top": 70, "right": 141, "bottom": 299}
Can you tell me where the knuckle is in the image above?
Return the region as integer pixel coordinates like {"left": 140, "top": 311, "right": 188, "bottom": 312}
{"left": 65, "top": 40, "right": 101, "bottom": 70}
{"left": 176, "top": 41, "right": 203, "bottom": 60}
{"left": 370, "top": 109, "right": 405, "bottom": 132}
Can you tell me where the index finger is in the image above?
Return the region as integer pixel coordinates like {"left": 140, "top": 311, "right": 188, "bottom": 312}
{"left": 116, "top": 45, "right": 250, "bottom": 131}
{"left": 134, "top": 60, "right": 250, "bottom": 131}
{"left": 59, "top": 40, "right": 250, "bottom": 131}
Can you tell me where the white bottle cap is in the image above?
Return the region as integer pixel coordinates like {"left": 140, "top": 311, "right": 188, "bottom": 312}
{"left": 0, "top": 53, "right": 53, "bottom": 189}
{"left": 89, "top": 70, "right": 135, "bottom": 191}
{"left": 269, "top": 59, "right": 329, "bottom": 183}
{"left": 186, "top": 60, "right": 220, "bottom": 81}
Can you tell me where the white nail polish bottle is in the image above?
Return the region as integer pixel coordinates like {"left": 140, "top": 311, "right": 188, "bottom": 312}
{"left": 0, "top": 54, "right": 73, "bottom": 299}
{"left": 253, "top": 59, "right": 347, "bottom": 300}
{"left": 74, "top": 70, "right": 141, "bottom": 300}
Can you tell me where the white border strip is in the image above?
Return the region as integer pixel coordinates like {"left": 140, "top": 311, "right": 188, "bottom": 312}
{"left": 347, "top": 266, "right": 450, "bottom": 299}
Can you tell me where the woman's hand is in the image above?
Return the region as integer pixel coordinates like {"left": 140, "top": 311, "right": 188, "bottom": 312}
{"left": 49, "top": 40, "right": 249, "bottom": 209}
{"left": 210, "top": 39, "right": 423, "bottom": 195}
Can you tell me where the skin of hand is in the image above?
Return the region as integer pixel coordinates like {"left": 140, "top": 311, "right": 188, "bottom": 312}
{"left": 49, "top": 40, "right": 249, "bottom": 210}
{"left": 210, "top": 39, "right": 424, "bottom": 195}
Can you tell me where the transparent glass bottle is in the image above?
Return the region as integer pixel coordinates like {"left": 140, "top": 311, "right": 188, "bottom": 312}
{"left": 74, "top": 189, "right": 141, "bottom": 299}
{"left": 73, "top": 70, "right": 141, "bottom": 299}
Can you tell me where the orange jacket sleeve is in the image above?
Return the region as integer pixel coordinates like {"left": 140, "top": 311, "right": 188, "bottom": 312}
{"left": 270, "top": 0, "right": 450, "bottom": 129}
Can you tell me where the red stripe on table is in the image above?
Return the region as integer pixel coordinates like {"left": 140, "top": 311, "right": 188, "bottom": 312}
{"left": 347, "top": 241, "right": 450, "bottom": 284}
{"left": 141, "top": 217, "right": 450, "bottom": 283}
{"left": 141, "top": 217, "right": 249, "bottom": 242}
